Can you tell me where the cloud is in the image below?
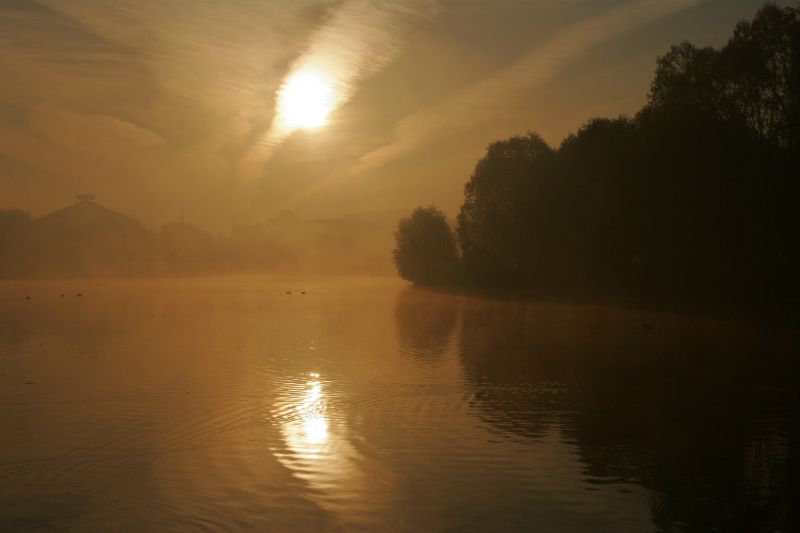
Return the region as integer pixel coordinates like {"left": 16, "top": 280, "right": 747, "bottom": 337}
{"left": 0, "top": 0, "right": 331, "bottom": 222}
{"left": 347, "top": 0, "right": 704, "bottom": 176}
{"left": 37, "top": 1, "right": 321, "bottom": 126}
{"left": 238, "top": 0, "right": 439, "bottom": 175}
{"left": 0, "top": 0, "right": 714, "bottom": 227}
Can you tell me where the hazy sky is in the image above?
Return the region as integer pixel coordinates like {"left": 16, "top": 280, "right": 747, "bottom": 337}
{"left": 0, "top": 0, "right": 791, "bottom": 230}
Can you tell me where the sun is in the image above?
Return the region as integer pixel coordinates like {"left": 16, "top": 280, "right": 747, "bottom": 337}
{"left": 277, "top": 69, "right": 334, "bottom": 131}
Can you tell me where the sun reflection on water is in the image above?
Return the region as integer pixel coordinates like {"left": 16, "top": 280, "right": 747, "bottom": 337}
{"left": 303, "top": 415, "right": 328, "bottom": 445}
{"left": 299, "top": 374, "right": 328, "bottom": 448}
{"left": 277, "top": 372, "right": 333, "bottom": 460}
{"left": 271, "top": 370, "right": 380, "bottom": 523}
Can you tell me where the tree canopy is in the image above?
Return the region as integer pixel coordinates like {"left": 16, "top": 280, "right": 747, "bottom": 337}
{"left": 395, "top": 2, "right": 800, "bottom": 309}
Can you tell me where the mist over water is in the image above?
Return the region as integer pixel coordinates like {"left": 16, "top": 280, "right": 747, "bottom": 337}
{"left": 1, "top": 276, "right": 797, "bottom": 531}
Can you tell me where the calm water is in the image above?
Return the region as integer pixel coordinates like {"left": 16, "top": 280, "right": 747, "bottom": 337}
{"left": 1, "top": 276, "right": 798, "bottom": 532}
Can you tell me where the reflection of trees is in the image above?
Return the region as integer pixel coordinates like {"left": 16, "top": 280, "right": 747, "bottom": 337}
{"left": 458, "top": 298, "right": 800, "bottom": 531}
{"left": 458, "top": 300, "right": 585, "bottom": 440}
{"left": 394, "top": 287, "right": 458, "bottom": 361}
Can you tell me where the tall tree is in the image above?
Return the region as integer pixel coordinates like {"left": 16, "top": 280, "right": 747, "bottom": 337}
{"left": 457, "top": 133, "right": 554, "bottom": 286}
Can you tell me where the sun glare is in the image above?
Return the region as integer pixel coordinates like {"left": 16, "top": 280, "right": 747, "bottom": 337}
{"left": 277, "top": 69, "right": 334, "bottom": 131}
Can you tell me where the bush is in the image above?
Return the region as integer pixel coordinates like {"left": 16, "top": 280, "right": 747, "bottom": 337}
{"left": 393, "top": 206, "right": 459, "bottom": 285}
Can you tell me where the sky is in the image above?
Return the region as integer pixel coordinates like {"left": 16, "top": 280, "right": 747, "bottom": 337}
{"left": 0, "top": 0, "right": 792, "bottom": 231}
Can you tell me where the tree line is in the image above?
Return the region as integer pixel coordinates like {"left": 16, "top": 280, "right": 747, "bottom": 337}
{"left": 393, "top": 2, "right": 800, "bottom": 309}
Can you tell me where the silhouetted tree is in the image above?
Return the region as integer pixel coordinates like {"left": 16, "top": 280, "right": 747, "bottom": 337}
{"left": 395, "top": 3, "right": 800, "bottom": 309}
{"left": 457, "top": 133, "right": 554, "bottom": 286}
{"left": 396, "top": 3, "right": 800, "bottom": 308}
{"left": 555, "top": 118, "right": 641, "bottom": 295}
{"left": 639, "top": 2, "right": 800, "bottom": 303}
{"left": 393, "top": 206, "right": 458, "bottom": 285}
{"left": 647, "top": 42, "right": 726, "bottom": 121}
{"left": 646, "top": 4, "right": 800, "bottom": 150}
{"left": 723, "top": 3, "right": 800, "bottom": 149}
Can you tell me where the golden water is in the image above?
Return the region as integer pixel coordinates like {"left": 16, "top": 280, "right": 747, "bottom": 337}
{"left": 1, "top": 276, "right": 797, "bottom": 531}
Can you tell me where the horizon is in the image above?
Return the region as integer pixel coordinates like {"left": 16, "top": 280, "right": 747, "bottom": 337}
{"left": 13, "top": 194, "right": 409, "bottom": 236}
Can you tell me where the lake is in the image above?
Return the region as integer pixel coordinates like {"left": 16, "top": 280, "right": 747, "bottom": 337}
{"left": 1, "top": 276, "right": 798, "bottom": 532}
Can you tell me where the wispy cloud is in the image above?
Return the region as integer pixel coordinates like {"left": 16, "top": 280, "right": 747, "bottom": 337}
{"left": 0, "top": 0, "right": 325, "bottom": 222}
{"left": 0, "top": 0, "right": 719, "bottom": 226}
{"left": 345, "top": 0, "right": 703, "bottom": 177}
{"left": 238, "top": 0, "right": 439, "bottom": 175}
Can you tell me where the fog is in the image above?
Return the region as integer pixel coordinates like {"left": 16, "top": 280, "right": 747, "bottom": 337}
{"left": 0, "top": 200, "right": 399, "bottom": 278}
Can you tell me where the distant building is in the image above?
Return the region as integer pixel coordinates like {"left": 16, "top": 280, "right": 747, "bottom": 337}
{"left": 29, "top": 197, "right": 154, "bottom": 276}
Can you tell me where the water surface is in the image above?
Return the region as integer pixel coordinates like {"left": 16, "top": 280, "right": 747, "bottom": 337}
{"left": 1, "top": 276, "right": 798, "bottom": 531}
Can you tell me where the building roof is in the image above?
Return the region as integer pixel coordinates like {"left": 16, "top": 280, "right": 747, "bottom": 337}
{"left": 32, "top": 200, "right": 149, "bottom": 240}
